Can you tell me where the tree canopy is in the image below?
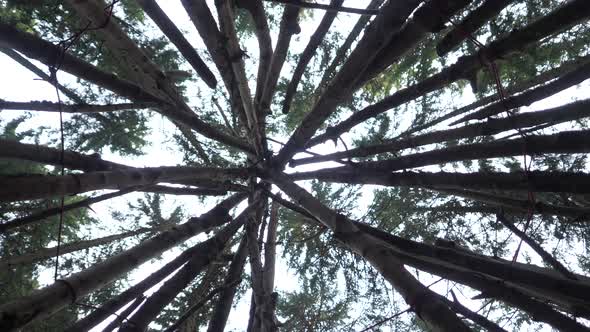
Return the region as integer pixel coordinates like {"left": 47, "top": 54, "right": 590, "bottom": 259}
{"left": 1, "top": 0, "right": 590, "bottom": 331}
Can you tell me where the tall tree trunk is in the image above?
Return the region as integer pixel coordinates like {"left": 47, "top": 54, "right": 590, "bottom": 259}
{"left": 118, "top": 212, "right": 247, "bottom": 331}
{"left": 0, "top": 223, "right": 174, "bottom": 268}
{"left": 291, "top": 98, "right": 590, "bottom": 166}
{"left": 0, "top": 193, "right": 245, "bottom": 331}
{"left": 291, "top": 169, "right": 590, "bottom": 194}
{"left": 206, "top": 234, "right": 249, "bottom": 332}
{"left": 0, "top": 166, "right": 248, "bottom": 202}
{"left": 270, "top": 173, "right": 472, "bottom": 332}
{"left": 307, "top": 0, "right": 590, "bottom": 147}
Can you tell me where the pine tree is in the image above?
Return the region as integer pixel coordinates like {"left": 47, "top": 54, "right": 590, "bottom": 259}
{"left": 1, "top": 0, "right": 590, "bottom": 331}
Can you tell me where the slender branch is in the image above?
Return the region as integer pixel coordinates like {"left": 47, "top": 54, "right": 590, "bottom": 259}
{"left": 0, "top": 186, "right": 141, "bottom": 233}
{"left": 437, "top": 291, "right": 508, "bottom": 332}
{"left": 496, "top": 213, "right": 578, "bottom": 280}
{"left": 0, "top": 47, "right": 84, "bottom": 103}
{"left": 0, "top": 224, "right": 173, "bottom": 268}
{"left": 452, "top": 59, "right": 590, "bottom": 124}
{"left": 396, "top": 53, "right": 590, "bottom": 137}
{"left": 101, "top": 296, "right": 146, "bottom": 332}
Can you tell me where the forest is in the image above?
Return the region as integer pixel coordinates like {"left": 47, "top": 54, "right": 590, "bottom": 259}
{"left": 1, "top": 0, "right": 590, "bottom": 331}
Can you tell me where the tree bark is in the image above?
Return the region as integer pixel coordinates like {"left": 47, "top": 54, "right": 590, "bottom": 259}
{"left": 134, "top": 0, "right": 217, "bottom": 88}
{"left": 436, "top": 0, "right": 514, "bottom": 56}
{"left": 307, "top": 0, "right": 590, "bottom": 147}
{"left": 0, "top": 193, "right": 245, "bottom": 331}
{"left": 281, "top": 0, "right": 344, "bottom": 114}
{"left": 0, "top": 166, "right": 248, "bottom": 202}
{"left": 118, "top": 213, "right": 247, "bottom": 331}
{"left": 291, "top": 98, "right": 590, "bottom": 166}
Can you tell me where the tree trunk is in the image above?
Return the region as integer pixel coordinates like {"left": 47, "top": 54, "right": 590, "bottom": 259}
{"left": 206, "top": 234, "right": 249, "bottom": 332}
{"left": 0, "top": 223, "right": 173, "bottom": 268}
{"left": 0, "top": 193, "right": 245, "bottom": 331}
{"left": 118, "top": 213, "right": 246, "bottom": 331}
{"left": 0, "top": 166, "right": 248, "bottom": 202}
{"left": 270, "top": 173, "right": 472, "bottom": 332}
{"left": 291, "top": 98, "right": 590, "bottom": 166}
{"left": 307, "top": 0, "right": 590, "bottom": 147}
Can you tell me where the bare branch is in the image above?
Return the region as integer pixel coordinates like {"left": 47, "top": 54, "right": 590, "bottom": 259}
{"left": 497, "top": 213, "right": 578, "bottom": 280}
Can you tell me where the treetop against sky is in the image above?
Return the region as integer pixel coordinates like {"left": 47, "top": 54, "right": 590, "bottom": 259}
{"left": 1, "top": 0, "right": 590, "bottom": 331}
